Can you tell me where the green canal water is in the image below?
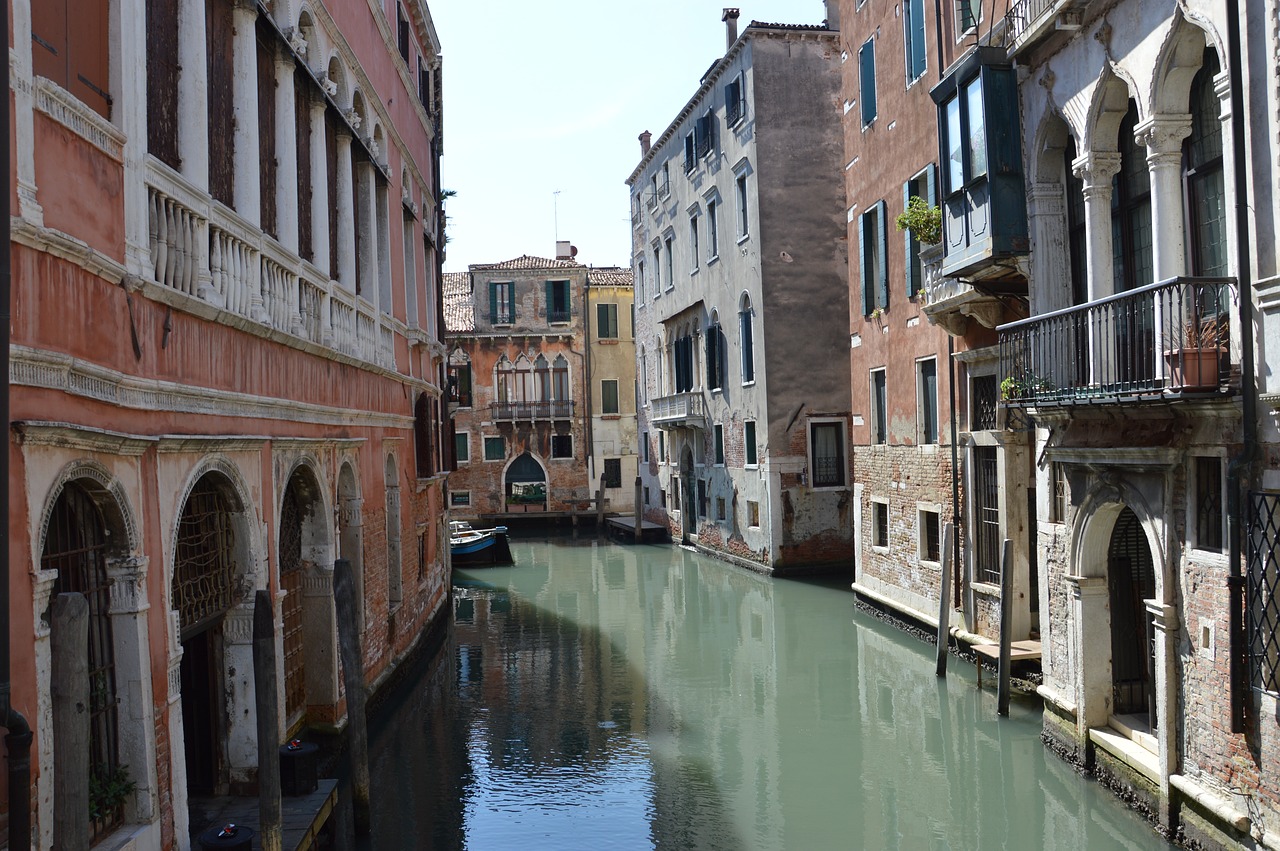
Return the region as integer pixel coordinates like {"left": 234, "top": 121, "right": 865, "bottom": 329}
{"left": 365, "top": 534, "right": 1172, "bottom": 850}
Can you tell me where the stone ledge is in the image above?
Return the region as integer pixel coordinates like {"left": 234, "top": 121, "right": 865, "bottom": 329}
{"left": 1170, "top": 773, "right": 1251, "bottom": 832}
{"left": 1089, "top": 725, "right": 1160, "bottom": 785}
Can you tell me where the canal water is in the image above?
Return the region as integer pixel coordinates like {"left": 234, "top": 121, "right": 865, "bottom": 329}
{"left": 364, "top": 534, "right": 1172, "bottom": 850}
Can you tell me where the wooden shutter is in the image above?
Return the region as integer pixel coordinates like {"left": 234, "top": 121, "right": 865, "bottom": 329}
{"left": 207, "top": 0, "right": 236, "bottom": 207}
{"left": 904, "top": 181, "right": 914, "bottom": 297}
{"left": 545, "top": 281, "right": 553, "bottom": 319}
{"left": 508, "top": 282, "right": 517, "bottom": 323}
{"left": 295, "top": 68, "right": 313, "bottom": 261}
{"left": 858, "top": 211, "right": 872, "bottom": 315}
{"left": 146, "top": 0, "right": 181, "bottom": 168}
{"left": 32, "top": 0, "right": 68, "bottom": 87}
{"left": 876, "top": 201, "right": 889, "bottom": 311}
{"left": 256, "top": 20, "right": 277, "bottom": 237}
{"left": 489, "top": 282, "right": 498, "bottom": 324}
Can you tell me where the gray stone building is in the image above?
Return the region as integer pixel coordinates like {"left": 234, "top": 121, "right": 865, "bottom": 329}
{"left": 626, "top": 7, "right": 852, "bottom": 573}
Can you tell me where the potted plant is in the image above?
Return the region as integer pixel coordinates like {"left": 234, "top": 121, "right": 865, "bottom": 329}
{"left": 895, "top": 197, "right": 942, "bottom": 246}
{"left": 1165, "top": 313, "right": 1225, "bottom": 391}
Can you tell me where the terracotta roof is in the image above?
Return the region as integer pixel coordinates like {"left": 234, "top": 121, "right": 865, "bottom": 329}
{"left": 443, "top": 272, "right": 473, "bottom": 333}
{"left": 469, "top": 254, "right": 584, "bottom": 271}
{"left": 589, "top": 268, "right": 634, "bottom": 288}
{"left": 747, "top": 20, "right": 833, "bottom": 31}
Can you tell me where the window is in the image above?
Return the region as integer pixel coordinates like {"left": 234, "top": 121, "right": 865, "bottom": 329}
{"left": 448, "top": 362, "right": 472, "bottom": 408}
{"left": 1111, "top": 102, "right": 1154, "bottom": 293}
{"left": 603, "top": 458, "right": 622, "bottom": 489}
{"left": 747, "top": 500, "right": 760, "bottom": 527}
{"left": 695, "top": 111, "right": 715, "bottom": 159}
{"left": 644, "top": 486, "right": 651, "bottom": 506}
{"left": 904, "top": 0, "right": 927, "bottom": 83}
{"left": 451, "top": 491, "right": 471, "bottom": 507}
{"left": 920, "top": 508, "right": 941, "bottom": 562}
{"left": 871, "top": 369, "right": 888, "bottom": 444}
{"left": 659, "top": 432, "right": 666, "bottom": 463}
{"left": 740, "top": 297, "right": 755, "bottom": 383}
{"left": 859, "top": 37, "right": 877, "bottom": 127}
{"left": 684, "top": 131, "right": 696, "bottom": 173}
{"left": 973, "top": 446, "right": 1001, "bottom": 584}
{"left": 397, "top": 2, "right": 411, "bottom": 62}
{"left": 957, "top": 0, "right": 981, "bottom": 33}
{"left": 714, "top": 424, "right": 725, "bottom": 465}
{"left": 597, "top": 303, "right": 619, "bottom": 339}
{"left": 660, "top": 162, "right": 671, "bottom": 197}
{"left": 810, "top": 421, "right": 846, "bottom": 488}
{"left": 918, "top": 359, "right": 938, "bottom": 444}
{"left": 601, "top": 379, "right": 620, "bottom": 414}
{"left": 484, "top": 436, "right": 505, "bottom": 461}
{"left": 725, "top": 73, "right": 745, "bottom": 126}
{"left": 1194, "top": 456, "right": 1224, "bottom": 553}
{"left": 707, "top": 199, "right": 720, "bottom": 259}
{"left": 414, "top": 393, "right": 435, "bottom": 477}
{"left": 660, "top": 489, "right": 667, "bottom": 507}
{"left": 33, "top": 0, "right": 111, "bottom": 118}
{"left": 642, "top": 432, "right": 650, "bottom": 463}
{"left": 1185, "top": 50, "right": 1227, "bottom": 277}
{"left": 552, "top": 355, "right": 570, "bottom": 401}
{"left": 490, "top": 281, "right": 516, "bottom": 325}
{"left": 664, "top": 235, "right": 674, "bottom": 289}
{"left": 1050, "top": 461, "right": 1067, "bottom": 524}
{"left": 736, "top": 174, "right": 750, "bottom": 239}
{"left": 552, "top": 434, "right": 573, "bottom": 459}
{"left": 652, "top": 244, "right": 662, "bottom": 293}
{"left": 971, "top": 374, "right": 998, "bottom": 430}
{"left": 860, "top": 202, "right": 889, "bottom": 315}
{"left": 672, "top": 333, "right": 696, "bottom": 392}
{"left": 547, "top": 279, "right": 571, "bottom": 323}
{"left": 454, "top": 432, "right": 470, "bottom": 463}
{"left": 636, "top": 260, "right": 646, "bottom": 302}
{"left": 706, "top": 321, "right": 724, "bottom": 391}
{"left": 744, "top": 420, "right": 758, "bottom": 467}
{"left": 903, "top": 167, "right": 937, "bottom": 297}
{"left": 872, "top": 501, "right": 889, "bottom": 548}
{"left": 690, "top": 214, "right": 700, "bottom": 273}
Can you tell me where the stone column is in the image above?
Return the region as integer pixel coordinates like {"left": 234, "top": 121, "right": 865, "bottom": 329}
{"left": 105, "top": 556, "right": 158, "bottom": 824}
{"left": 11, "top": 0, "right": 42, "bottom": 225}
{"left": 165, "top": 612, "right": 189, "bottom": 847}
{"left": 1072, "top": 152, "right": 1122, "bottom": 387}
{"left": 117, "top": 0, "right": 151, "bottom": 274}
{"left": 1146, "top": 599, "right": 1179, "bottom": 796}
{"left": 309, "top": 95, "right": 332, "bottom": 278}
{"left": 223, "top": 605, "right": 260, "bottom": 790}
{"left": 335, "top": 130, "right": 358, "bottom": 291}
{"left": 303, "top": 564, "right": 340, "bottom": 712}
{"left": 231, "top": 0, "right": 261, "bottom": 226}
{"left": 1066, "top": 574, "right": 1111, "bottom": 737}
{"left": 1026, "top": 182, "right": 1068, "bottom": 314}
{"left": 1137, "top": 115, "right": 1192, "bottom": 282}
{"left": 274, "top": 48, "right": 300, "bottom": 254}
{"left": 178, "top": 0, "right": 210, "bottom": 189}
{"left": 356, "top": 157, "right": 380, "bottom": 310}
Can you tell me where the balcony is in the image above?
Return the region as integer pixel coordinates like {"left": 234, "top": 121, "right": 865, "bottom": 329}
{"left": 490, "top": 400, "right": 575, "bottom": 422}
{"left": 547, "top": 308, "right": 571, "bottom": 324}
{"left": 989, "top": 0, "right": 1083, "bottom": 57}
{"left": 649, "top": 392, "right": 706, "bottom": 430}
{"left": 921, "top": 243, "right": 1021, "bottom": 335}
{"left": 998, "top": 277, "right": 1237, "bottom": 408}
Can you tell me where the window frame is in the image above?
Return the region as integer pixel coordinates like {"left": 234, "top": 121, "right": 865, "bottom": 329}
{"left": 740, "top": 294, "right": 756, "bottom": 385}
{"left": 450, "top": 490, "right": 472, "bottom": 507}
{"left": 601, "top": 379, "right": 620, "bottom": 415}
{"left": 689, "top": 210, "right": 701, "bottom": 274}
{"left": 871, "top": 368, "right": 888, "bottom": 445}
{"left": 551, "top": 434, "right": 574, "bottom": 460}
{"left": 706, "top": 197, "right": 720, "bottom": 262}
{"left": 918, "top": 504, "right": 942, "bottom": 564}
{"left": 917, "top": 357, "right": 939, "bottom": 445}
{"left": 603, "top": 458, "right": 622, "bottom": 489}
{"left": 859, "top": 36, "right": 877, "bottom": 128}
{"left": 714, "top": 424, "right": 725, "bottom": 467}
{"left": 744, "top": 420, "right": 758, "bottom": 468}
{"left": 597, "top": 302, "right": 619, "bottom": 339}
{"left": 490, "top": 280, "right": 516, "bottom": 326}
{"left": 725, "top": 72, "right": 745, "bottom": 128}
{"left": 546, "top": 279, "right": 571, "bottom": 324}
{"left": 483, "top": 435, "right": 505, "bottom": 462}
{"left": 1189, "top": 452, "right": 1226, "bottom": 555}
{"left": 808, "top": 419, "right": 848, "bottom": 490}
{"left": 735, "top": 171, "right": 751, "bottom": 242}
{"left": 860, "top": 201, "right": 889, "bottom": 315}
{"left": 871, "top": 498, "right": 890, "bottom": 550}
{"left": 454, "top": 431, "right": 470, "bottom": 464}
{"left": 903, "top": 0, "right": 927, "bottom": 84}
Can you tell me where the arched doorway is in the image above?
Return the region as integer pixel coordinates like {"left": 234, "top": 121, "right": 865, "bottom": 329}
{"left": 42, "top": 481, "right": 122, "bottom": 840}
{"left": 505, "top": 452, "right": 547, "bottom": 509}
{"left": 1108, "top": 507, "right": 1157, "bottom": 728}
{"left": 681, "top": 447, "right": 696, "bottom": 544}
{"left": 173, "top": 473, "right": 244, "bottom": 796}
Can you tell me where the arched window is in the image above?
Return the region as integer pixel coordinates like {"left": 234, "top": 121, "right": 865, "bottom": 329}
{"left": 552, "top": 355, "right": 570, "bottom": 401}
{"left": 739, "top": 294, "right": 755, "bottom": 383}
{"left": 495, "top": 356, "right": 514, "bottom": 404}
{"left": 1111, "top": 102, "right": 1154, "bottom": 292}
{"left": 706, "top": 310, "right": 724, "bottom": 391}
{"left": 534, "top": 354, "right": 551, "bottom": 402}
{"left": 1184, "top": 49, "right": 1226, "bottom": 277}
{"left": 514, "top": 355, "right": 534, "bottom": 405}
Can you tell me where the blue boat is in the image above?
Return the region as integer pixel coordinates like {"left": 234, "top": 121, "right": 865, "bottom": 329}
{"left": 450, "top": 521, "right": 514, "bottom": 566}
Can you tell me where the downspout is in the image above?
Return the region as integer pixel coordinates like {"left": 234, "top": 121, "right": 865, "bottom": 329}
{"left": 1224, "top": 0, "right": 1256, "bottom": 735}
{"left": 1, "top": 3, "right": 35, "bottom": 846}
{"left": 582, "top": 270, "right": 594, "bottom": 481}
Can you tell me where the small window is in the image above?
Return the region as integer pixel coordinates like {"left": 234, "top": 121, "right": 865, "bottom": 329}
{"left": 490, "top": 281, "right": 516, "bottom": 325}
{"left": 971, "top": 374, "right": 998, "bottom": 431}
{"left": 450, "top": 491, "right": 471, "bottom": 507}
{"left": 707, "top": 199, "right": 720, "bottom": 259}
{"left": 601, "top": 379, "right": 620, "bottom": 415}
{"left": 1049, "top": 462, "right": 1068, "bottom": 524}
{"left": 597, "top": 303, "right": 619, "bottom": 339}
{"left": 904, "top": 0, "right": 927, "bottom": 82}
{"left": 810, "top": 421, "right": 846, "bottom": 488}
{"left": 714, "top": 424, "right": 725, "bottom": 466}
{"left": 454, "top": 432, "right": 470, "bottom": 463}
{"left": 603, "top": 458, "right": 622, "bottom": 489}
{"left": 552, "top": 434, "right": 573, "bottom": 459}
{"left": 642, "top": 432, "right": 650, "bottom": 463}
{"left": 920, "top": 508, "right": 941, "bottom": 562}
{"left": 747, "top": 500, "right": 760, "bottom": 528}
{"left": 744, "top": 421, "right": 758, "bottom": 467}
{"left": 716, "top": 496, "right": 727, "bottom": 521}
{"left": 689, "top": 214, "right": 700, "bottom": 273}
{"left": 547, "top": 280, "right": 571, "bottom": 323}
{"left": 859, "top": 37, "right": 877, "bottom": 127}
{"left": 1194, "top": 456, "right": 1224, "bottom": 553}
{"left": 484, "top": 436, "right": 505, "bottom": 461}
{"left": 736, "top": 174, "right": 750, "bottom": 239}
{"left": 725, "top": 73, "right": 745, "bottom": 126}
{"left": 740, "top": 297, "right": 755, "bottom": 383}
{"left": 871, "top": 369, "right": 888, "bottom": 445}
{"left": 873, "top": 501, "right": 889, "bottom": 548}
{"left": 918, "top": 359, "right": 938, "bottom": 444}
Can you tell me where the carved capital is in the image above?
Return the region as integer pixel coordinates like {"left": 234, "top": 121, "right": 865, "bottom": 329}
{"left": 1072, "top": 152, "right": 1122, "bottom": 196}
{"left": 1135, "top": 114, "right": 1192, "bottom": 156}
{"left": 106, "top": 555, "right": 150, "bottom": 615}
{"left": 223, "top": 606, "right": 255, "bottom": 645}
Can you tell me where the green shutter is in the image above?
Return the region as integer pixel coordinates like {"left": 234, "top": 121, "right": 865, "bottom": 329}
{"left": 926, "top": 162, "right": 938, "bottom": 207}
{"left": 859, "top": 211, "right": 871, "bottom": 316}
{"left": 489, "top": 281, "right": 498, "bottom": 324}
{"left": 877, "top": 201, "right": 889, "bottom": 311}
{"left": 904, "top": 181, "right": 915, "bottom": 297}
{"left": 509, "top": 282, "right": 517, "bottom": 322}
{"left": 545, "top": 280, "right": 553, "bottom": 319}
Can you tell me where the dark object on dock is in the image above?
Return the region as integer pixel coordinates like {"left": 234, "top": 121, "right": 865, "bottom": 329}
{"left": 606, "top": 516, "right": 669, "bottom": 543}
{"left": 197, "top": 823, "right": 254, "bottom": 850}
{"left": 279, "top": 741, "right": 319, "bottom": 797}
{"left": 450, "top": 522, "right": 514, "bottom": 566}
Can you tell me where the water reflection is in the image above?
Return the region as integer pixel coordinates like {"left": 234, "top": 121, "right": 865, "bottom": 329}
{"left": 365, "top": 535, "right": 1169, "bottom": 850}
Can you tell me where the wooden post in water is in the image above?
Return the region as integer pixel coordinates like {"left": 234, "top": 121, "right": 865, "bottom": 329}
{"left": 935, "top": 522, "right": 955, "bottom": 677}
{"left": 633, "top": 476, "right": 642, "bottom": 543}
{"left": 51, "top": 593, "right": 89, "bottom": 851}
{"left": 334, "top": 558, "right": 371, "bottom": 833}
{"left": 596, "top": 478, "right": 606, "bottom": 528}
{"left": 253, "top": 590, "right": 282, "bottom": 851}
{"left": 997, "top": 539, "right": 1013, "bottom": 717}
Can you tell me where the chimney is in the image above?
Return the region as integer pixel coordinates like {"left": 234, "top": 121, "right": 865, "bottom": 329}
{"left": 723, "top": 8, "right": 740, "bottom": 52}
{"left": 639, "top": 130, "right": 652, "bottom": 157}
{"left": 823, "top": 0, "right": 840, "bottom": 30}
{"left": 556, "top": 241, "right": 578, "bottom": 261}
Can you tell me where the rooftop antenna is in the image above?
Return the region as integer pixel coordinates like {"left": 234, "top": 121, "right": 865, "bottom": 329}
{"left": 553, "top": 190, "right": 561, "bottom": 241}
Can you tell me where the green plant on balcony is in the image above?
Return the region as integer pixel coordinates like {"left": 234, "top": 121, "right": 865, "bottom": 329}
{"left": 894, "top": 197, "right": 943, "bottom": 246}
{"left": 1000, "top": 373, "right": 1052, "bottom": 401}
{"left": 1166, "top": 312, "right": 1226, "bottom": 391}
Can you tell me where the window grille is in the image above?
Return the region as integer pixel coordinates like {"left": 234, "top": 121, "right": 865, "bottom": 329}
{"left": 973, "top": 447, "right": 1001, "bottom": 584}
{"left": 173, "top": 478, "right": 238, "bottom": 639}
{"left": 279, "top": 485, "right": 306, "bottom": 724}
{"left": 1248, "top": 492, "right": 1280, "bottom": 694}
{"left": 972, "top": 375, "right": 998, "bottom": 430}
{"left": 1195, "top": 456, "right": 1224, "bottom": 552}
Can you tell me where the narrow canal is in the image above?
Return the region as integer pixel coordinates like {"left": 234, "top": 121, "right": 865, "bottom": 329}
{"left": 363, "top": 534, "right": 1172, "bottom": 850}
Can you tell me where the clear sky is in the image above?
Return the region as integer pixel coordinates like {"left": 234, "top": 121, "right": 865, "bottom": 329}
{"left": 431, "top": 1, "right": 836, "bottom": 272}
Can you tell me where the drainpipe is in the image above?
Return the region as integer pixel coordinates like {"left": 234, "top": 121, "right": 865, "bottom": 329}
{"left": 948, "top": 337, "right": 962, "bottom": 607}
{"left": 1224, "top": 0, "right": 1256, "bottom": 735}
{"left": 582, "top": 270, "right": 594, "bottom": 482}
{"left": 1, "top": 4, "right": 35, "bottom": 846}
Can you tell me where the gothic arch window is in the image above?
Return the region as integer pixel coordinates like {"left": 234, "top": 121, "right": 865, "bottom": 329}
{"left": 552, "top": 355, "right": 570, "bottom": 401}
{"left": 739, "top": 293, "right": 755, "bottom": 383}
{"left": 495, "top": 356, "right": 514, "bottom": 404}
{"left": 534, "top": 354, "right": 551, "bottom": 402}
{"left": 1184, "top": 49, "right": 1227, "bottom": 277}
{"left": 1111, "top": 101, "right": 1154, "bottom": 293}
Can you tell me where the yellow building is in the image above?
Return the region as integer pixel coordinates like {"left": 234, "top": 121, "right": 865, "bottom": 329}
{"left": 585, "top": 268, "right": 638, "bottom": 513}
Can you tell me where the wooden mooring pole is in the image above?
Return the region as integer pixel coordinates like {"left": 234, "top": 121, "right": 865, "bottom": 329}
{"left": 633, "top": 476, "right": 642, "bottom": 543}
{"left": 51, "top": 593, "right": 89, "bottom": 851}
{"left": 997, "top": 539, "right": 1013, "bottom": 717}
{"left": 334, "top": 558, "right": 371, "bottom": 833}
{"left": 596, "top": 479, "right": 606, "bottom": 528}
{"left": 935, "top": 522, "right": 955, "bottom": 678}
{"left": 253, "top": 590, "right": 282, "bottom": 851}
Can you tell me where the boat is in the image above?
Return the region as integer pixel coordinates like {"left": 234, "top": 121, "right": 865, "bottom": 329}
{"left": 449, "top": 521, "right": 514, "bottom": 566}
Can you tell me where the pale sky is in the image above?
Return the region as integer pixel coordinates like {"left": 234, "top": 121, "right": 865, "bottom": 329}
{"left": 432, "top": 1, "right": 835, "bottom": 272}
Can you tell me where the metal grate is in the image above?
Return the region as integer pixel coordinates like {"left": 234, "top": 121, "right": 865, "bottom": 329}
{"left": 974, "top": 447, "right": 1001, "bottom": 584}
{"left": 42, "top": 482, "right": 121, "bottom": 841}
{"left": 972, "top": 375, "right": 998, "bottom": 431}
{"left": 1108, "top": 508, "right": 1156, "bottom": 723}
{"left": 280, "top": 485, "right": 306, "bottom": 724}
{"left": 1248, "top": 492, "right": 1280, "bottom": 694}
{"left": 174, "top": 479, "right": 237, "bottom": 639}
{"left": 1195, "top": 456, "right": 1224, "bottom": 553}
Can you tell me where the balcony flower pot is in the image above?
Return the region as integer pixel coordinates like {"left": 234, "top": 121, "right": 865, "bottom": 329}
{"left": 1164, "top": 315, "right": 1224, "bottom": 391}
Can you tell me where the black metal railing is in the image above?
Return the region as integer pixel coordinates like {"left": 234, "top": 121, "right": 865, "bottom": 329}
{"left": 491, "top": 400, "right": 575, "bottom": 421}
{"left": 727, "top": 97, "right": 743, "bottom": 127}
{"left": 1249, "top": 492, "right": 1280, "bottom": 694}
{"left": 998, "top": 276, "right": 1236, "bottom": 407}
{"left": 547, "top": 308, "right": 571, "bottom": 324}
{"left": 987, "top": 0, "right": 1053, "bottom": 48}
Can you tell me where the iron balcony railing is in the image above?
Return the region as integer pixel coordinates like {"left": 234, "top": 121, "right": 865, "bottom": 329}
{"left": 998, "top": 276, "right": 1237, "bottom": 406}
{"left": 490, "top": 400, "right": 574, "bottom": 421}
{"left": 649, "top": 391, "right": 706, "bottom": 428}
{"left": 547, "top": 308, "right": 571, "bottom": 324}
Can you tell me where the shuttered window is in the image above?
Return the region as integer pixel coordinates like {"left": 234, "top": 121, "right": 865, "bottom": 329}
{"left": 859, "top": 37, "right": 877, "bottom": 127}
{"left": 295, "top": 68, "right": 314, "bottom": 261}
{"left": 33, "top": 0, "right": 111, "bottom": 118}
{"left": 256, "top": 20, "right": 278, "bottom": 237}
{"left": 903, "top": 164, "right": 937, "bottom": 297}
{"left": 860, "top": 201, "right": 888, "bottom": 315}
{"left": 146, "top": 0, "right": 181, "bottom": 167}
{"left": 207, "top": 0, "right": 236, "bottom": 208}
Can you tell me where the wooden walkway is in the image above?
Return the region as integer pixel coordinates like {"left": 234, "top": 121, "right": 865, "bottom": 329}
{"left": 973, "top": 639, "right": 1042, "bottom": 687}
{"left": 605, "top": 516, "right": 670, "bottom": 543}
{"left": 189, "top": 779, "right": 337, "bottom": 850}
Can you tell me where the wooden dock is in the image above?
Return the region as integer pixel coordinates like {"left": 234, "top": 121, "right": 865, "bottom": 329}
{"left": 189, "top": 779, "right": 337, "bottom": 850}
{"left": 605, "top": 516, "right": 669, "bottom": 543}
{"left": 973, "top": 639, "right": 1042, "bottom": 687}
